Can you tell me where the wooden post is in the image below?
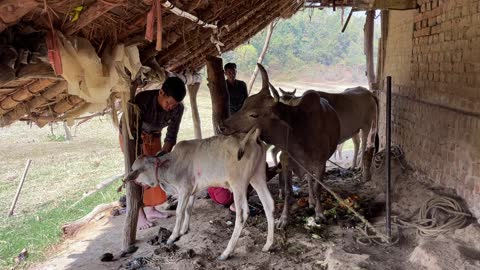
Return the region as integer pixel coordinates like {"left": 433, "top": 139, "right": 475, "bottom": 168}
{"left": 7, "top": 159, "right": 32, "bottom": 217}
{"left": 247, "top": 20, "right": 276, "bottom": 94}
{"left": 206, "top": 55, "right": 229, "bottom": 135}
{"left": 188, "top": 82, "right": 202, "bottom": 139}
{"left": 122, "top": 81, "right": 142, "bottom": 251}
{"left": 378, "top": 10, "right": 389, "bottom": 91}
{"left": 364, "top": 10, "right": 375, "bottom": 89}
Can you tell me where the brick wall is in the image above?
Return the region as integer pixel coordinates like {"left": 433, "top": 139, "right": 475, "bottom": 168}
{"left": 379, "top": 0, "right": 480, "bottom": 219}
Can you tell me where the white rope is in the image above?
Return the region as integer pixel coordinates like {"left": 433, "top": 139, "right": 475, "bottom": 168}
{"left": 210, "top": 34, "right": 224, "bottom": 54}
{"left": 161, "top": 1, "right": 229, "bottom": 54}
{"left": 356, "top": 196, "right": 471, "bottom": 245}
{"left": 162, "top": 1, "right": 217, "bottom": 29}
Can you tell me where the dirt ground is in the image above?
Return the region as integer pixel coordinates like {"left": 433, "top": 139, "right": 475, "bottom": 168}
{"left": 29, "top": 152, "right": 480, "bottom": 270}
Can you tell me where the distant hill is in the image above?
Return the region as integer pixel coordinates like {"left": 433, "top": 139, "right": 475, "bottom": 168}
{"left": 222, "top": 8, "right": 380, "bottom": 84}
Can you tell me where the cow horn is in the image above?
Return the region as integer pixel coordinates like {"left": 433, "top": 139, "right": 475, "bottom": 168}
{"left": 269, "top": 82, "right": 280, "bottom": 102}
{"left": 278, "top": 87, "right": 287, "bottom": 95}
{"left": 292, "top": 88, "right": 297, "bottom": 95}
{"left": 257, "top": 63, "right": 270, "bottom": 96}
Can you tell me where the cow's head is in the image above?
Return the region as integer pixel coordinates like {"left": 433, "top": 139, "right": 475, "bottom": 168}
{"left": 124, "top": 155, "right": 170, "bottom": 187}
{"left": 278, "top": 88, "right": 297, "bottom": 104}
{"left": 220, "top": 64, "right": 291, "bottom": 145}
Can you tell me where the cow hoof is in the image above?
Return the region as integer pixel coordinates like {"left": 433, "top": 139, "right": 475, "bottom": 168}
{"left": 308, "top": 198, "right": 315, "bottom": 209}
{"left": 314, "top": 214, "right": 327, "bottom": 224}
{"left": 217, "top": 254, "right": 229, "bottom": 261}
{"left": 275, "top": 217, "right": 288, "bottom": 230}
{"left": 262, "top": 243, "right": 272, "bottom": 252}
{"left": 166, "top": 236, "right": 178, "bottom": 245}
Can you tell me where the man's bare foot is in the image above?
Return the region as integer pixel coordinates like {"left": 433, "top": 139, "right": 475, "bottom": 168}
{"left": 138, "top": 209, "right": 154, "bottom": 230}
{"left": 144, "top": 206, "right": 169, "bottom": 221}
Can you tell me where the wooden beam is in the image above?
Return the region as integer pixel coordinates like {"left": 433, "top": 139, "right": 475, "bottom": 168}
{"left": 377, "top": 10, "right": 389, "bottom": 91}
{"left": 206, "top": 55, "right": 229, "bottom": 135}
{"left": 62, "top": 0, "right": 124, "bottom": 36}
{"left": 122, "top": 81, "right": 142, "bottom": 251}
{"left": 364, "top": 10, "right": 375, "bottom": 89}
{"left": 371, "top": 0, "right": 417, "bottom": 10}
{"left": 188, "top": 82, "right": 202, "bottom": 139}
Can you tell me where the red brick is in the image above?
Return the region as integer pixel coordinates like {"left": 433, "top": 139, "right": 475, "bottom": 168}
{"left": 417, "top": 27, "right": 432, "bottom": 38}
{"left": 442, "top": 20, "right": 452, "bottom": 32}
{"left": 422, "top": 19, "right": 428, "bottom": 28}
{"left": 454, "top": 7, "right": 462, "bottom": 18}
{"left": 473, "top": 13, "right": 480, "bottom": 26}
{"left": 453, "top": 62, "right": 464, "bottom": 73}
{"left": 431, "top": 24, "right": 442, "bottom": 34}
{"left": 415, "top": 21, "right": 422, "bottom": 30}
{"left": 465, "top": 26, "right": 477, "bottom": 39}
{"left": 445, "top": 30, "right": 452, "bottom": 41}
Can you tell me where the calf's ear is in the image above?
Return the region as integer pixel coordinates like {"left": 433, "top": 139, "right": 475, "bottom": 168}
{"left": 124, "top": 169, "right": 141, "bottom": 182}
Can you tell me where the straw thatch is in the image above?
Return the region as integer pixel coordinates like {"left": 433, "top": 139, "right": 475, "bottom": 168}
{"left": 0, "top": 0, "right": 416, "bottom": 127}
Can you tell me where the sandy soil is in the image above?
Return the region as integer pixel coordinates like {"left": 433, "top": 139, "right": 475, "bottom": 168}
{"left": 30, "top": 153, "right": 480, "bottom": 270}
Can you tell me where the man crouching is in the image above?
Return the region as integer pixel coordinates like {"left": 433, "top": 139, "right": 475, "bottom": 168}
{"left": 124, "top": 128, "right": 274, "bottom": 260}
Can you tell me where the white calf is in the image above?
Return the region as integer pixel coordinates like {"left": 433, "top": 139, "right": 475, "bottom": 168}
{"left": 125, "top": 128, "right": 274, "bottom": 260}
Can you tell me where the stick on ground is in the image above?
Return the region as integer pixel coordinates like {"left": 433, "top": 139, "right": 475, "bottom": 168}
{"left": 7, "top": 159, "right": 32, "bottom": 217}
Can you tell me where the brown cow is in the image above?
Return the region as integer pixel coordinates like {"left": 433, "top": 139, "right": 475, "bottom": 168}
{"left": 272, "top": 85, "right": 378, "bottom": 209}
{"left": 277, "top": 86, "right": 378, "bottom": 172}
{"left": 220, "top": 64, "right": 340, "bottom": 228}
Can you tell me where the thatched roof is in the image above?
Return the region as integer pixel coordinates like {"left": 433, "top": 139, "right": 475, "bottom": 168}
{"left": 0, "top": 0, "right": 416, "bottom": 127}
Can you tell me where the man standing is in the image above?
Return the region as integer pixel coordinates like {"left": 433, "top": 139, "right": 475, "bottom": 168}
{"left": 224, "top": 62, "right": 248, "bottom": 115}
{"left": 120, "top": 77, "right": 186, "bottom": 230}
{"left": 208, "top": 62, "right": 248, "bottom": 213}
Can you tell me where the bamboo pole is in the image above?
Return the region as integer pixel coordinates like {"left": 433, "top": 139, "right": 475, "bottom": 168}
{"left": 206, "top": 55, "right": 229, "bottom": 135}
{"left": 188, "top": 82, "right": 202, "bottom": 139}
{"left": 7, "top": 160, "right": 32, "bottom": 217}
{"left": 247, "top": 20, "right": 277, "bottom": 94}
{"left": 341, "top": 8, "right": 354, "bottom": 33}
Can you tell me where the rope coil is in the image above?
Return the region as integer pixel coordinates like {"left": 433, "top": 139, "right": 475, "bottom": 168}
{"left": 356, "top": 196, "right": 471, "bottom": 245}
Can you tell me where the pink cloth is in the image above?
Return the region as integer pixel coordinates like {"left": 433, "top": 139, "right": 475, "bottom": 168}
{"left": 208, "top": 187, "right": 233, "bottom": 206}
